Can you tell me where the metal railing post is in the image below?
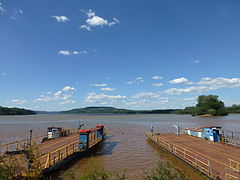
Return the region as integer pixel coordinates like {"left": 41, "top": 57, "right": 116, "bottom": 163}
{"left": 48, "top": 152, "right": 51, "bottom": 168}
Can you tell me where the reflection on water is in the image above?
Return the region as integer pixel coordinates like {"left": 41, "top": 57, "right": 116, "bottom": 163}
{"left": 0, "top": 114, "right": 240, "bottom": 179}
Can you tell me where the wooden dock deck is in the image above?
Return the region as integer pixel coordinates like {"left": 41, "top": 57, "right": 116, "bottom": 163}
{"left": 0, "top": 131, "right": 81, "bottom": 174}
{"left": 146, "top": 132, "right": 240, "bottom": 179}
{"left": 0, "top": 127, "right": 105, "bottom": 178}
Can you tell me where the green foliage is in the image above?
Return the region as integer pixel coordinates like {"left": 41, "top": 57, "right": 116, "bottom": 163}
{"left": 61, "top": 107, "right": 137, "bottom": 114}
{"left": 193, "top": 95, "right": 228, "bottom": 116}
{"left": 226, "top": 104, "right": 240, "bottom": 113}
{"left": 0, "top": 153, "right": 23, "bottom": 179}
{"left": 0, "top": 106, "right": 36, "bottom": 115}
{"left": 65, "top": 163, "right": 127, "bottom": 180}
{"left": 143, "top": 161, "right": 187, "bottom": 180}
{"left": 61, "top": 107, "right": 182, "bottom": 115}
{"left": 175, "top": 95, "right": 229, "bottom": 116}
{"left": 65, "top": 160, "right": 186, "bottom": 180}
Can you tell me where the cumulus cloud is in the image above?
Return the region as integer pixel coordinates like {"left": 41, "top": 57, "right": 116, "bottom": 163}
{"left": 125, "top": 98, "right": 169, "bottom": 108}
{"left": 59, "top": 100, "right": 75, "bottom": 105}
{"left": 51, "top": 15, "right": 69, "bottom": 22}
{"left": 89, "top": 83, "right": 107, "bottom": 87}
{"left": 182, "top": 97, "right": 196, "bottom": 101}
{"left": 198, "top": 77, "right": 240, "bottom": 89}
{"left": 85, "top": 92, "right": 126, "bottom": 105}
{"left": 100, "top": 87, "right": 116, "bottom": 91}
{"left": 152, "top": 83, "right": 164, "bottom": 87}
{"left": 126, "top": 77, "right": 144, "bottom": 85}
{"left": 11, "top": 99, "right": 27, "bottom": 105}
{"left": 62, "top": 86, "right": 75, "bottom": 92}
{"left": 133, "top": 92, "right": 160, "bottom": 99}
{"left": 169, "top": 77, "right": 193, "bottom": 85}
{"left": 58, "top": 50, "right": 87, "bottom": 56}
{"left": 34, "top": 86, "right": 76, "bottom": 103}
{"left": 164, "top": 86, "right": 209, "bottom": 95}
{"left": 86, "top": 16, "right": 108, "bottom": 26}
{"left": 80, "top": 9, "right": 119, "bottom": 31}
{"left": 152, "top": 76, "right": 163, "bottom": 80}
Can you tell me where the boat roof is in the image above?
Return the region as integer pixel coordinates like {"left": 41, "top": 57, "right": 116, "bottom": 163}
{"left": 187, "top": 128, "right": 203, "bottom": 132}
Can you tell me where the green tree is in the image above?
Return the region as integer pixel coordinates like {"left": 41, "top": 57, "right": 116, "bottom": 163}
{"left": 194, "top": 95, "right": 228, "bottom": 116}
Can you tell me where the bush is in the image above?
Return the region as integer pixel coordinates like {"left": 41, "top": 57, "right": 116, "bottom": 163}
{"left": 143, "top": 161, "right": 187, "bottom": 180}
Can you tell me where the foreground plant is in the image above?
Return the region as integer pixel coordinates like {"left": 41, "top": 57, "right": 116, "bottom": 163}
{"left": 143, "top": 160, "right": 187, "bottom": 180}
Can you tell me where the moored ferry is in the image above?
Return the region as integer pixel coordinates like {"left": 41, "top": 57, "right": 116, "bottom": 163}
{"left": 79, "top": 124, "right": 106, "bottom": 151}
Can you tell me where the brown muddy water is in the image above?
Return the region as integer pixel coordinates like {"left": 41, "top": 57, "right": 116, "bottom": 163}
{"left": 0, "top": 114, "right": 240, "bottom": 179}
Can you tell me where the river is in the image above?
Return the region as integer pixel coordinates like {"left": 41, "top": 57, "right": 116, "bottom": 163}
{"left": 0, "top": 114, "right": 240, "bottom": 179}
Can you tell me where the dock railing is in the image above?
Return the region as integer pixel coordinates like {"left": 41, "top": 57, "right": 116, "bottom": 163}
{"left": 41, "top": 140, "right": 79, "bottom": 169}
{"left": 146, "top": 131, "right": 213, "bottom": 178}
{"left": 0, "top": 135, "right": 46, "bottom": 153}
{"left": 223, "top": 167, "right": 240, "bottom": 180}
{"left": 0, "top": 128, "right": 79, "bottom": 154}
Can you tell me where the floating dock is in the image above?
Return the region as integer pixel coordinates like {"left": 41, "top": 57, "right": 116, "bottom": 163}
{"left": 146, "top": 131, "right": 240, "bottom": 180}
{"left": 0, "top": 125, "right": 106, "bottom": 177}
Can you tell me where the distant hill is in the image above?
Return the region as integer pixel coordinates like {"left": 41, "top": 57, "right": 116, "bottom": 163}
{"left": 0, "top": 106, "right": 36, "bottom": 115}
{"left": 61, "top": 107, "right": 136, "bottom": 114}
{"left": 60, "top": 106, "right": 181, "bottom": 114}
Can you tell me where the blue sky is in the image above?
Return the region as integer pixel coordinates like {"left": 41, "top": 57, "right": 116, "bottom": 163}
{"left": 1, "top": 0, "right": 240, "bottom": 111}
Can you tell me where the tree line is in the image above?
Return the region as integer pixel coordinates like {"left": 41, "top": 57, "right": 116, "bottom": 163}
{"left": 176, "top": 95, "right": 240, "bottom": 116}
{"left": 0, "top": 106, "right": 36, "bottom": 115}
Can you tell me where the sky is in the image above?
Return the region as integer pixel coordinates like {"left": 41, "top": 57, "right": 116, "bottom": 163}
{"left": 1, "top": 0, "right": 240, "bottom": 111}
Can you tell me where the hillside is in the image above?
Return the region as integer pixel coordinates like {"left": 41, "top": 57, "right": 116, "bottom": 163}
{"left": 60, "top": 106, "right": 181, "bottom": 114}
{"left": 0, "top": 106, "right": 36, "bottom": 115}
{"left": 61, "top": 107, "right": 136, "bottom": 114}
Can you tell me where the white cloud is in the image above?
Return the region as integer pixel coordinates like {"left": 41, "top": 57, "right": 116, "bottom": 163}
{"left": 183, "top": 97, "right": 196, "bottom": 101}
{"left": 1, "top": 72, "right": 6, "bottom": 76}
{"left": 19, "top": 9, "right": 23, "bottom": 14}
{"left": 126, "top": 81, "right": 134, "bottom": 85}
{"left": 125, "top": 98, "right": 169, "bottom": 109}
{"left": 34, "top": 86, "right": 75, "bottom": 103}
{"left": 34, "top": 97, "right": 53, "bottom": 102}
{"left": 198, "top": 77, "right": 240, "bottom": 89}
{"left": 86, "top": 16, "right": 108, "bottom": 26}
{"left": 59, "top": 100, "right": 75, "bottom": 105}
{"left": 11, "top": 99, "right": 27, "bottom": 105}
{"left": 0, "top": 3, "right": 6, "bottom": 14}
{"left": 164, "top": 86, "right": 209, "bottom": 95}
{"left": 81, "top": 9, "right": 119, "bottom": 31}
{"left": 54, "top": 91, "right": 71, "bottom": 100}
{"left": 100, "top": 87, "right": 116, "bottom": 91}
{"left": 152, "top": 83, "right": 164, "bottom": 87}
{"left": 46, "top": 91, "right": 52, "bottom": 95}
{"left": 169, "top": 77, "right": 193, "bottom": 85}
{"left": 135, "top": 77, "right": 144, "bottom": 83}
{"left": 126, "top": 77, "right": 144, "bottom": 85}
{"left": 86, "top": 9, "right": 95, "bottom": 17}
{"left": 152, "top": 76, "right": 163, "bottom": 80}
{"left": 58, "top": 50, "right": 87, "bottom": 56}
{"left": 133, "top": 92, "right": 160, "bottom": 99}
{"left": 85, "top": 92, "right": 126, "bottom": 104}
{"left": 51, "top": 15, "right": 69, "bottom": 22}
{"left": 191, "top": 59, "right": 200, "bottom": 63}
{"left": 80, "top": 25, "right": 91, "bottom": 31}
{"left": 59, "top": 50, "right": 71, "bottom": 56}
{"left": 108, "top": 17, "right": 120, "bottom": 26}
{"left": 62, "top": 86, "right": 75, "bottom": 92}
{"left": 89, "top": 83, "right": 107, "bottom": 87}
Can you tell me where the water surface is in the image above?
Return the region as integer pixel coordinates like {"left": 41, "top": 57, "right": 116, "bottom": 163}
{"left": 0, "top": 114, "right": 239, "bottom": 179}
